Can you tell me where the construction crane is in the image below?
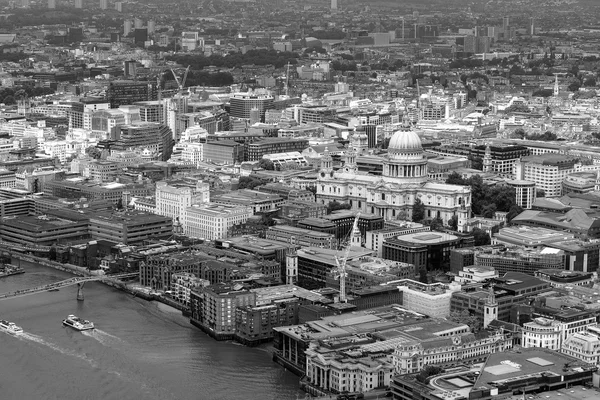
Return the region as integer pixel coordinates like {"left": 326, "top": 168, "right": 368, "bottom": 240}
{"left": 170, "top": 65, "right": 191, "bottom": 94}
{"left": 334, "top": 212, "right": 361, "bottom": 303}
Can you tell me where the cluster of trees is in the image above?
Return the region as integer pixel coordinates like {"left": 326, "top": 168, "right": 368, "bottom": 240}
{"left": 446, "top": 173, "right": 524, "bottom": 222}
{"left": 0, "top": 51, "right": 30, "bottom": 63}
{"left": 237, "top": 176, "right": 266, "bottom": 190}
{"left": 448, "top": 309, "right": 481, "bottom": 331}
{"left": 416, "top": 366, "right": 444, "bottom": 383}
{"left": 505, "top": 104, "right": 532, "bottom": 114}
{"left": 0, "top": 87, "right": 55, "bottom": 105}
{"left": 327, "top": 201, "right": 351, "bottom": 214}
{"left": 308, "top": 30, "right": 346, "bottom": 40}
{"left": 512, "top": 129, "right": 558, "bottom": 141}
{"left": 5, "top": 9, "right": 86, "bottom": 28}
{"left": 256, "top": 158, "right": 274, "bottom": 171}
{"left": 179, "top": 70, "right": 234, "bottom": 87}
{"left": 449, "top": 59, "right": 484, "bottom": 69}
{"left": 532, "top": 89, "right": 554, "bottom": 97}
{"left": 167, "top": 50, "right": 299, "bottom": 70}
{"left": 460, "top": 72, "right": 489, "bottom": 84}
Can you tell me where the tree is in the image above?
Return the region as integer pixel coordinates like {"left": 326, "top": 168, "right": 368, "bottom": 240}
{"left": 568, "top": 81, "right": 581, "bottom": 92}
{"left": 536, "top": 189, "right": 546, "bottom": 198}
{"left": 505, "top": 104, "right": 531, "bottom": 114}
{"left": 532, "top": 89, "right": 553, "bottom": 97}
{"left": 48, "top": 246, "right": 57, "bottom": 261}
{"left": 481, "top": 203, "right": 497, "bottom": 219}
{"left": 85, "top": 146, "right": 102, "bottom": 159}
{"left": 512, "top": 128, "right": 526, "bottom": 139}
{"left": 448, "top": 215, "right": 459, "bottom": 231}
{"left": 257, "top": 158, "right": 274, "bottom": 170}
{"left": 412, "top": 198, "right": 425, "bottom": 222}
{"left": 418, "top": 268, "right": 428, "bottom": 284}
{"left": 116, "top": 198, "right": 123, "bottom": 210}
{"left": 446, "top": 172, "right": 466, "bottom": 185}
{"left": 428, "top": 216, "right": 444, "bottom": 231}
{"left": 416, "top": 365, "right": 444, "bottom": 383}
{"left": 2, "top": 95, "right": 15, "bottom": 105}
{"left": 472, "top": 227, "right": 491, "bottom": 246}
{"left": 584, "top": 78, "right": 597, "bottom": 87}
{"left": 448, "top": 309, "right": 481, "bottom": 331}
{"left": 238, "top": 176, "right": 264, "bottom": 189}
{"left": 506, "top": 205, "right": 524, "bottom": 222}
{"left": 327, "top": 201, "right": 351, "bottom": 214}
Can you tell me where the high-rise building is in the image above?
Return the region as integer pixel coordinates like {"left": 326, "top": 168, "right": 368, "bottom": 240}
{"left": 123, "top": 20, "right": 132, "bottom": 36}
{"left": 147, "top": 20, "right": 155, "bottom": 34}
{"left": 331, "top": 0, "right": 337, "bottom": 10}
{"left": 47, "top": 0, "right": 55, "bottom": 8}
{"left": 114, "top": 1, "right": 121, "bottom": 11}
{"left": 99, "top": 0, "right": 107, "bottom": 9}
{"left": 134, "top": 28, "right": 148, "bottom": 45}
{"left": 123, "top": 60, "right": 137, "bottom": 79}
{"left": 21, "top": 0, "right": 30, "bottom": 7}
{"left": 74, "top": 0, "right": 82, "bottom": 8}
{"left": 134, "top": 18, "right": 143, "bottom": 29}
{"left": 502, "top": 16, "right": 509, "bottom": 33}
{"left": 530, "top": 17, "right": 535, "bottom": 35}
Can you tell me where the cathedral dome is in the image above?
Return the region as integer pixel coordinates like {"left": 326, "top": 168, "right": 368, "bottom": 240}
{"left": 388, "top": 130, "right": 423, "bottom": 153}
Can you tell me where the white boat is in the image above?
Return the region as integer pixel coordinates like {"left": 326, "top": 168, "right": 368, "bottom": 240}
{"left": 62, "top": 314, "right": 94, "bottom": 331}
{"left": 0, "top": 320, "right": 23, "bottom": 335}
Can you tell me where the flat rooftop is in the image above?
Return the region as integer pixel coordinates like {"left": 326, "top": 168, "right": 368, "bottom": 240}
{"left": 474, "top": 348, "right": 595, "bottom": 390}
{"left": 394, "top": 231, "right": 460, "bottom": 244}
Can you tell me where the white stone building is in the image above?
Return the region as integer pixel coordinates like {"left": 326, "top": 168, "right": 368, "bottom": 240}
{"left": 184, "top": 203, "right": 252, "bottom": 240}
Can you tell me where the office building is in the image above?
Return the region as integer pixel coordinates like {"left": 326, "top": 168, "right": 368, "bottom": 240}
{"left": 89, "top": 210, "right": 173, "bottom": 245}
{"left": 229, "top": 93, "right": 274, "bottom": 122}
{"left": 450, "top": 272, "right": 550, "bottom": 327}
{"left": 184, "top": 203, "right": 252, "bottom": 240}
{"left": 99, "top": 0, "right": 107, "bottom": 9}
{"left": 107, "top": 81, "right": 157, "bottom": 108}
{"left": 203, "top": 140, "right": 243, "bottom": 165}
{"left": 382, "top": 231, "right": 474, "bottom": 272}
{"left": 474, "top": 246, "right": 566, "bottom": 275}
{"left": 244, "top": 138, "right": 308, "bottom": 162}
{"left": 395, "top": 279, "right": 460, "bottom": 318}
{"left": 265, "top": 225, "right": 336, "bottom": 249}
{"left": 295, "top": 246, "right": 374, "bottom": 289}
{"left": 74, "top": 0, "right": 82, "bottom": 8}
{"left": 48, "top": 0, "right": 55, "bottom": 8}
{"left": 111, "top": 122, "right": 173, "bottom": 162}
{"left": 155, "top": 180, "right": 209, "bottom": 227}
{"left": 514, "top": 154, "right": 579, "bottom": 197}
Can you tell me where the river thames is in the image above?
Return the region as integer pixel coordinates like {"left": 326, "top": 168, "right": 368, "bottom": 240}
{"left": 0, "top": 261, "right": 303, "bottom": 400}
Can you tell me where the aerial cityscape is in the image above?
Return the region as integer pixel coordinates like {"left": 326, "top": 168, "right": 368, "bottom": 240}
{"left": 3, "top": 0, "right": 600, "bottom": 399}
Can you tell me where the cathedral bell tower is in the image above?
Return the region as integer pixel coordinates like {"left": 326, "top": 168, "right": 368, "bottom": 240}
{"left": 343, "top": 147, "right": 357, "bottom": 174}
{"left": 483, "top": 284, "right": 498, "bottom": 329}
{"left": 483, "top": 145, "right": 492, "bottom": 173}
{"left": 319, "top": 147, "right": 334, "bottom": 180}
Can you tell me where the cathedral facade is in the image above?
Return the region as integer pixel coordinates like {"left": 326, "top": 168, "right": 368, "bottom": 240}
{"left": 316, "top": 130, "right": 472, "bottom": 232}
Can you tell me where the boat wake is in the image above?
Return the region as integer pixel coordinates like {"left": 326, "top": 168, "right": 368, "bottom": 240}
{"left": 18, "top": 332, "right": 98, "bottom": 367}
{"left": 82, "top": 329, "right": 126, "bottom": 347}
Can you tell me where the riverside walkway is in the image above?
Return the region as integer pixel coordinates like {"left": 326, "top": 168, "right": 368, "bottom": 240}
{"left": 0, "top": 272, "right": 138, "bottom": 300}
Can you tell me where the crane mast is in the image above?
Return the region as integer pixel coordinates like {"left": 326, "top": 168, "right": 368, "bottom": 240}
{"left": 334, "top": 212, "right": 360, "bottom": 303}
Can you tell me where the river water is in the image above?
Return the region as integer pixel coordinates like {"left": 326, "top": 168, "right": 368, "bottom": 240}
{"left": 0, "top": 261, "right": 302, "bottom": 400}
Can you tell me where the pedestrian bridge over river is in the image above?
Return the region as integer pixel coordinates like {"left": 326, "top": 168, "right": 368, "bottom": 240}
{"left": 0, "top": 273, "right": 138, "bottom": 301}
